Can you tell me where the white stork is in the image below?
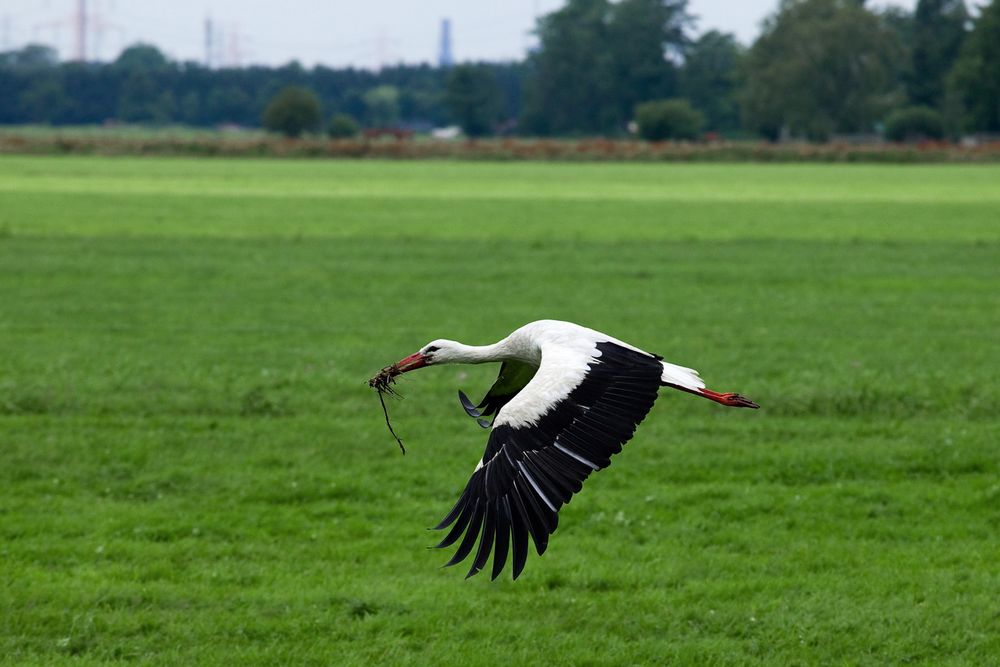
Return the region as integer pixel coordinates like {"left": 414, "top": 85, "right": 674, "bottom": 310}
{"left": 384, "top": 319, "right": 758, "bottom": 580}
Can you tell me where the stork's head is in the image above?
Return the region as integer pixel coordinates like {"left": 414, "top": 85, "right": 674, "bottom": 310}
{"left": 394, "top": 339, "right": 462, "bottom": 372}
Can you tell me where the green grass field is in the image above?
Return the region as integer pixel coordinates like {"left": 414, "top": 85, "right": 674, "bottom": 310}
{"left": 1, "top": 156, "right": 998, "bottom": 665}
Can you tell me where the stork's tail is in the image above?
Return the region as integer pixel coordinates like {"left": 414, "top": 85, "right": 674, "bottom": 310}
{"left": 660, "top": 361, "right": 705, "bottom": 392}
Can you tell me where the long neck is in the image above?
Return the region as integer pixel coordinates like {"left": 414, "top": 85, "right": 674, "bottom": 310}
{"left": 449, "top": 334, "right": 539, "bottom": 366}
{"left": 450, "top": 340, "right": 512, "bottom": 364}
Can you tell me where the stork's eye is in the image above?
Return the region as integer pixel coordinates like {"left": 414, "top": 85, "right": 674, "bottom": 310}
{"left": 425, "top": 346, "right": 439, "bottom": 353}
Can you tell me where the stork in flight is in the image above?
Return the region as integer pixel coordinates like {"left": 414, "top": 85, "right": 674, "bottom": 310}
{"left": 384, "top": 319, "right": 758, "bottom": 580}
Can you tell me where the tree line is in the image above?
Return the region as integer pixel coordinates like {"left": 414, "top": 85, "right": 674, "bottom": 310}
{"left": 1, "top": 0, "right": 997, "bottom": 140}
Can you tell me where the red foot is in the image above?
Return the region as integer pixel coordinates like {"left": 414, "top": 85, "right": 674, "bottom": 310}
{"left": 699, "top": 389, "right": 760, "bottom": 409}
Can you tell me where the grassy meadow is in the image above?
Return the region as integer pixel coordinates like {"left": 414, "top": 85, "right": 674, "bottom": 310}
{"left": 1, "top": 156, "right": 998, "bottom": 665}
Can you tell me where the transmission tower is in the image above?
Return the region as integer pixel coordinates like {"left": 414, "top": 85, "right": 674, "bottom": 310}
{"left": 438, "top": 18, "right": 453, "bottom": 68}
{"left": 32, "top": 0, "right": 116, "bottom": 62}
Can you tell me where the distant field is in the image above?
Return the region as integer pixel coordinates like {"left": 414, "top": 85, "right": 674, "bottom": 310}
{"left": 1, "top": 156, "right": 998, "bottom": 665}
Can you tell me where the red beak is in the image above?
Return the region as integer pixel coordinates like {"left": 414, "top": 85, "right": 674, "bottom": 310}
{"left": 395, "top": 352, "right": 429, "bottom": 373}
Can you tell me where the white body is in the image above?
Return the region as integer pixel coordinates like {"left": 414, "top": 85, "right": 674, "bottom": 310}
{"left": 428, "top": 319, "right": 704, "bottom": 429}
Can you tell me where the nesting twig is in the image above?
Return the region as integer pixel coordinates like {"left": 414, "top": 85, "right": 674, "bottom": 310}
{"left": 369, "top": 364, "right": 406, "bottom": 454}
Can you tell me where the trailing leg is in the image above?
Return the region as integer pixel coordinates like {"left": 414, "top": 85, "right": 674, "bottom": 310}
{"left": 663, "top": 383, "right": 760, "bottom": 409}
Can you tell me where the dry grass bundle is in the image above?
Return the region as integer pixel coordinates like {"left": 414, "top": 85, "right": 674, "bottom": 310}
{"left": 369, "top": 364, "right": 406, "bottom": 454}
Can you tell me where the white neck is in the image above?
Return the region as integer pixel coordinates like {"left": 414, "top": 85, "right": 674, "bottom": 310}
{"left": 447, "top": 333, "right": 541, "bottom": 366}
{"left": 448, "top": 340, "right": 512, "bottom": 364}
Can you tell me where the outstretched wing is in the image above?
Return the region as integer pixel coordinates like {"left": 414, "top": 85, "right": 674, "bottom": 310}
{"left": 433, "top": 342, "right": 663, "bottom": 580}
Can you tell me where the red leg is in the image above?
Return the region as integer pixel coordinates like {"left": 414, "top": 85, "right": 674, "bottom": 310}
{"left": 663, "top": 383, "right": 760, "bottom": 409}
{"left": 698, "top": 388, "right": 760, "bottom": 409}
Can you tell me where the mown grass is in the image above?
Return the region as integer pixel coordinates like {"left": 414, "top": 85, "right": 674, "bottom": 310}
{"left": 0, "top": 156, "right": 998, "bottom": 665}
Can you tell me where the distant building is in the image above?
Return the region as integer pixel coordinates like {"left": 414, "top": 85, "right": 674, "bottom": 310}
{"left": 438, "top": 18, "right": 453, "bottom": 68}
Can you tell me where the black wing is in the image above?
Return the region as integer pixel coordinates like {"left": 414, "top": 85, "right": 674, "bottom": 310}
{"left": 434, "top": 342, "right": 663, "bottom": 580}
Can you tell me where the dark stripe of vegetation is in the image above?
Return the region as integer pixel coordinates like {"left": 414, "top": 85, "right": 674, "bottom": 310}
{"left": 2, "top": 133, "right": 999, "bottom": 162}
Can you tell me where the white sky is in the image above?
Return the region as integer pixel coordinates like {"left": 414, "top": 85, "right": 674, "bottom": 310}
{"left": 2, "top": 0, "right": 918, "bottom": 69}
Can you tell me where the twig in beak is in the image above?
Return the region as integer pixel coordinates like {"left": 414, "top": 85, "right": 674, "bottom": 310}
{"left": 369, "top": 364, "right": 406, "bottom": 454}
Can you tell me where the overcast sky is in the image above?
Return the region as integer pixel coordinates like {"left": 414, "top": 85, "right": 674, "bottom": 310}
{"left": 4, "top": 0, "right": 918, "bottom": 69}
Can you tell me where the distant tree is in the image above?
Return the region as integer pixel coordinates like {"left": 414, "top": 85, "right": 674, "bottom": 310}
{"left": 58, "top": 62, "right": 112, "bottom": 124}
{"left": 879, "top": 6, "right": 915, "bottom": 55}
{"left": 208, "top": 85, "right": 253, "bottom": 125}
{"left": 489, "top": 62, "right": 528, "bottom": 124}
{"left": 741, "top": 0, "right": 904, "bottom": 141}
{"left": 261, "top": 85, "right": 322, "bottom": 137}
{"left": 521, "top": 0, "right": 618, "bottom": 135}
{"left": 522, "top": 0, "right": 691, "bottom": 136}
{"left": 445, "top": 64, "right": 502, "bottom": 137}
{"left": 114, "top": 43, "right": 169, "bottom": 69}
{"left": 275, "top": 60, "right": 307, "bottom": 85}
{"left": 363, "top": 85, "right": 400, "bottom": 127}
{"left": 339, "top": 90, "right": 367, "bottom": 124}
{"left": 0, "top": 45, "right": 509, "bottom": 131}
{"left": 878, "top": 7, "right": 916, "bottom": 104}
{"left": 19, "top": 79, "right": 67, "bottom": 122}
{"left": 949, "top": 0, "right": 1000, "bottom": 132}
{"left": 1, "top": 44, "right": 58, "bottom": 68}
{"left": 607, "top": 0, "right": 692, "bottom": 123}
{"left": 883, "top": 106, "right": 945, "bottom": 141}
{"left": 178, "top": 91, "right": 202, "bottom": 124}
{"left": 118, "top": 70, "right": 163, "bottom": 122}
{"left": 383, "top": 63, "right": 449, "bottom": 125}
{"left": 681, "top": 30, "right": 744, "bottom": 133}
{"left": 328, "top": 112, "right": 360, "bottom": 138}
{"left": 635, "top": 98, "right": 703, "bottom": 140}
{"left": 908, "top": 0, "right": 968, "bottom": 108}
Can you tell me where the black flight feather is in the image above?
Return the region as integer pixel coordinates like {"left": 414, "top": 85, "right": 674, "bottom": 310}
{"left": 432, "top": 341, "right": 665, "bottom": 579}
